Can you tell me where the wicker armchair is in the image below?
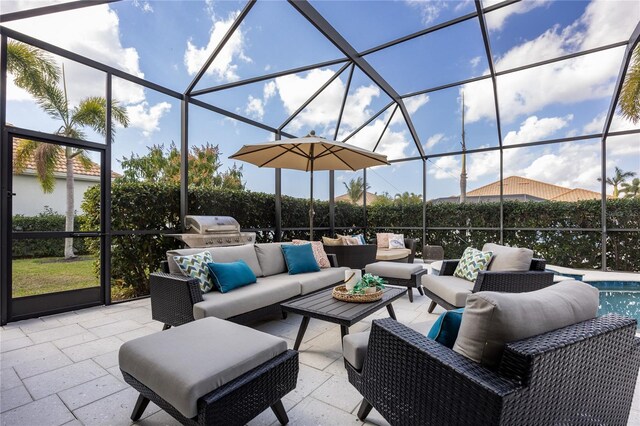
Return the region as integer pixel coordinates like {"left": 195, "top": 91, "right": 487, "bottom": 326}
{"left": 347, "top": 315, "right": 640, "bottom": 425}
{"left": 424, "top": 258, "right": 553, "bottom": 313}
{"left": 322, "top": 244, "right": 377, "bottom": 270}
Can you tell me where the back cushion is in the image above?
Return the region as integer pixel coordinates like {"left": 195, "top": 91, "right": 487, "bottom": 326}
{"left": 482, "top": 243, "right": 533, "bottom": 271}
{"left": 255, "top": 243, "right": 288, "bottom": 276}
{"left": 209, "top": 245, "right": 263, "bottom": 277}
{"left": 453, "top": 281, "right": 599, "bottom": 369}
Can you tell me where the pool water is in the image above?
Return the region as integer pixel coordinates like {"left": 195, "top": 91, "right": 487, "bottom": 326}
{"left": 589, "top": 281, "right": 640, "bottom": 330}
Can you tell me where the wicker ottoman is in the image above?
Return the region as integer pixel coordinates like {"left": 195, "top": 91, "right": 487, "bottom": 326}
{"left": 365, "top": 262, "right": 428, "bottom": 302}
{"left": 119, "top": 317, "right": 298, "bottom": 426}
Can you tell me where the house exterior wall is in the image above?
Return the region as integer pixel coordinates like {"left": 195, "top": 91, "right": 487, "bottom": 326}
{"left": 12, "top": 174, "right": 99, "bottom": 216}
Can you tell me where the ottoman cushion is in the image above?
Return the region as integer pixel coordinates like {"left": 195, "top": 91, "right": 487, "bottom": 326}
{"left": 365, "top": 261, "right": 423, "bottom": 280}
{"left": 119, "top": 317, "right": 287, "bottom": 418}
{"left": 422, "top": 274, "right": 474, "bottom": 307}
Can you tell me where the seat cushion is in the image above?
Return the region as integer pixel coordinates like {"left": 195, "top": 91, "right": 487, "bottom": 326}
{"left": 421, "top": 274, "right": 475, "bottom": 307}
{"left": 365, "top": 261, "right": 423, "bottom": 280}
{"left": 167, "top": 245, "right": 263, "bottom": 277}
{"left": 482, "top": 243, "right": 533, "bottom": 272}
{"left": 296, "top": 267, "right": 349, "bottom": 295}
{"left": 119, "top": 317, "right": 287, "bottom": 419}
{"left": 453, "top": 280, "right": 599, "bottom": 369}
{"left": 343, "top": 331, "right": 370, "bottom": 370}
{"left": 376, "top": 248, "right": 411, "bottom": 261}
{"left": 255, "top": 243, "right": 288, "bottom": 276}
{"left": 193, "top": 276, "right": 300, "bottom": 319}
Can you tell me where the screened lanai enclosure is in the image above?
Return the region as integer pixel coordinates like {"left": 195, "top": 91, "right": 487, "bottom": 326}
{"left": 0, "top": 0, "right": 639, "bottom": 323}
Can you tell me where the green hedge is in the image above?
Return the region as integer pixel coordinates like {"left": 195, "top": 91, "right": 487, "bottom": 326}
{"left": 81, "top": 183, "right": 640, "bottom": 299}
{"left": 12, "top": 212, "right": 89, "bottom": 258}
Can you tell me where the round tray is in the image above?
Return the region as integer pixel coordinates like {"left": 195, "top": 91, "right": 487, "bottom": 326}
{"left": 332, "top": 285, "right": 383, "bottom": 303}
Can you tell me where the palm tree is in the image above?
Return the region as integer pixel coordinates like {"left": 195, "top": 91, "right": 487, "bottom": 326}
{"left": 13, "top": 65, "right": 129, "bottom": 258}
{"left": 459, "top": 90, "right": 467, "bottom": 203}
{"left": 620, "top": 178, "right": 640, "bottom": 198}
{"left": 619, "top": 44, "right": 640, "bottom": 124}
{"left": 598, "top": 167, "right": 637, "bottom": 198}
{"left": 394, "top": 192, "right": 422, "bottom": 204}
{"left": 343, "top": 176, "right": 369, "bottom": 204}
{"left": 7, "top": 40, "right": 59, "bottom": 97}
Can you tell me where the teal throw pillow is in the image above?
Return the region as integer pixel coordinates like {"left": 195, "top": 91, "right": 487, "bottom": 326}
{"left": 453, "top": 247, "right": 493, "bottom": 282}
{"left": 427, "top": 308, "right": 465, "bottom": 348}
{"left": 174, "top": 251, "right": 216, "bottom": 293}
{"left": 206, "top": 260, "right": 257, "bottom": 293}
{"left": 281, "top": 243, "right": 320, "bottom": 275}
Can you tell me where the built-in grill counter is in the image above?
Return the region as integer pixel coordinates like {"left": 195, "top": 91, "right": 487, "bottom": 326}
{"left": 167, "top": 216, "right": 256, "bottom": 248}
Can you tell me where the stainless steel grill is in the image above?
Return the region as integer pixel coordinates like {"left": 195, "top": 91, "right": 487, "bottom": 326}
{"left": 168, "top": 216, "right": 256, "bottom": 248}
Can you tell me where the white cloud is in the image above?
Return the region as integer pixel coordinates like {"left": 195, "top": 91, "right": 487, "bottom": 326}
{"left": 132, "top": 0, "right": 153, "bottom": 13}
{"left": 470, "top": 56, "right": 482, "bottom": 68}
{"left": 263, "top": 81, "right": 276, "bottom": 101}
{"left": 244, "top": 95, "right": 264, "bottom": 120}
{"left": 464, "top": 0, "right": 640, "bottom": 124}
{"left": 405, "top": 0, "right": 448, "bottom": 25}
{"left": 484, "top": 0, "right": 551, "bottom": 31}
{"left": 503, "top": 115, "right": 573, "bottom": 145}
{"left": 184, "top": 10, "right": 251, "bottom": 82}
{"left": 425, "top": 133, "right": 445, "bottom": 150}
{"left": 583, "top": 111, "right": 639, "bottom": 134}
{"left": 125, "top": 101, "right": 172, "bottom": 137}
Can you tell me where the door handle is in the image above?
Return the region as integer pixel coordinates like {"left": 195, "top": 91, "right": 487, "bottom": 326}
{"left": 7, "top": 191, "right": 16, "bottom": 197}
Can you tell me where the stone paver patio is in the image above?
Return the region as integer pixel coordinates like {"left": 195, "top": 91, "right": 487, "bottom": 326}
{"left": 1, "top": 291, "right": 639, "bottom": 426}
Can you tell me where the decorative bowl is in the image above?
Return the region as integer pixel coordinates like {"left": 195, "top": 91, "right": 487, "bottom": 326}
{"left": 332, "top": 284, "right": 383, "bottom": 303}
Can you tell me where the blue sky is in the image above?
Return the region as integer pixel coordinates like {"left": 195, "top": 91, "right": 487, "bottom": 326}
{"left": 3, "top": 0, "right": 639, "bottom": 202}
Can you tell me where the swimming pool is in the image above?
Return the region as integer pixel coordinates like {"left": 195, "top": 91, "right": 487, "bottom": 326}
{"left": 589, "top": 281, "right": 640, "bottom": 330}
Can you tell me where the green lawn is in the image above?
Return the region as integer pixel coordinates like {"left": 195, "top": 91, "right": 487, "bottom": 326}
{"left": 12, "top": 257, "right": 99, "bottom": 298}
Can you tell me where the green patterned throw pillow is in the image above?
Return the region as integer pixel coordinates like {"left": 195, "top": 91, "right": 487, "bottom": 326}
{"left": 174, "top": 251, "right": 216, "bottom": 293}
{"left": 453, "top": 247, "right": 493, "bottom": 282}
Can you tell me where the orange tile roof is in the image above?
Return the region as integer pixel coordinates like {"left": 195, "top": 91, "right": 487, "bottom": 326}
{"left": 549, "top": 188, "right": 601, "bottom": 202}
{"left": 12, "top": 141, "right": 119, "bottom": 178}
{"left": 468, "top": 176, "right": 574, "bottom": 200}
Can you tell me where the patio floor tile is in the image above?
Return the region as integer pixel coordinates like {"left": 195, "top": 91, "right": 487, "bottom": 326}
{"left": 13, "top": 352, "right": 74, "bottom": 379}
{"left": 0, "top": 368, "right": 21, "bottom": 391}
{"left": 285, "top": 397, "right": 362, "bottom": 426}
{"left": 61, "top": 336, "right": 124, "bottom": 362}
{"left": 22, "top": 359, "right": 107, "bottom": 400}
{"left": 0, "top": 342, "right": 62, "bottom": 369}
{"left": 29, "top": 324, "right": 86, "bottom": 344}
{"left": 287, "top": 364, "right": 332, "bottom": 405}
{"left": 92, "top": 350, "right": 120, "bottom": 369}
{"left": 73, "top": 387, "right": 160, "bottom": 426}
{"left": 87, "top": 319, "right": 145, "bottom": 338}
{"left": 58, "top": 374, "right": 126, "bottom": 410}
{"left": 0, "top": 385, "right": 32, "bottom": 413}
{"left": 53, "top": 331, "right": 100, "bottom": 350}
{"left": 0, "top": 394, "right": 74, "bottom": 426}
{"left": 310, "top": 375, "right": 363, "bottom": 413}
{"left": 0, "top": 336, "right": 33, "bottom": 353}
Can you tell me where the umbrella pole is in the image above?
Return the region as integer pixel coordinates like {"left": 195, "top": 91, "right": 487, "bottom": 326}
{"left": 309, "top": 159, "right": 314, "bottom": 241}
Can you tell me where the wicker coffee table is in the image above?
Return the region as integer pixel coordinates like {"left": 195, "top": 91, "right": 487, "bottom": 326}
{"left": 280, "top": 286, "right": 407, "bottom": 350}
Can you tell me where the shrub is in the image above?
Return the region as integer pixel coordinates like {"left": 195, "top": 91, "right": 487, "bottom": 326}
{"left": 12, "top": 208, "right": 89, "bottom": 258}
{"left": 81, "top": 182, "right": 640, "bottom": 299}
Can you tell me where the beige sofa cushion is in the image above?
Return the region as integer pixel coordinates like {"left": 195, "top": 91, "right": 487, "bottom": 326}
{"left": 453, "top": 281, "right": 599, "bottom": 368}
{"left": 119, "top": 317, "right": 287, "bottom": 419}
{"left": 166, "top": 244, "right": 263, "bottom": 277}
{"left": 482, "top": 243, "right": 533, "bottom": 272}
{"left": 376, "top": 248, "right": 411, "bottom": 261}
{"left": 255, "top": 243, "right": 288, "bottom": 276}
{"left": 421, "top": 274, "right": 474, "bottom": 307}
{"left": 193, "top": 275, "right": 300, "bottom": 319}
{"left": 296, "top": 267, "right": 349, "bottom": 295}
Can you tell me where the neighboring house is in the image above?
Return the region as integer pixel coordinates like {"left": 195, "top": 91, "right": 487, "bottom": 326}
{"left": 432, "top": 176, "right": 602, "bottom": 204}
{"left": 11, "top": 144, "right": 118, "bottom": 216}
{"left": 335, "top": 191, "right": 379, "bottom": 206}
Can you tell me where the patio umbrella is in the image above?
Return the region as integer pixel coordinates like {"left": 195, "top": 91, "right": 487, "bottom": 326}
{"left": 229, "top": 132, "right": 389, "bottom": 239}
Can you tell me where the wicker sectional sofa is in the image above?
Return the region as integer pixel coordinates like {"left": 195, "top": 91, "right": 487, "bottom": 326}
{"left": 150, "top": 243, "right": 349, "bottom": 328}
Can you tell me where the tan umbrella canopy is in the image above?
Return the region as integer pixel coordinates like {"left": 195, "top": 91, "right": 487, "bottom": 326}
{"left": 229, "top": 132, "right": 389, "bottom": 239}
